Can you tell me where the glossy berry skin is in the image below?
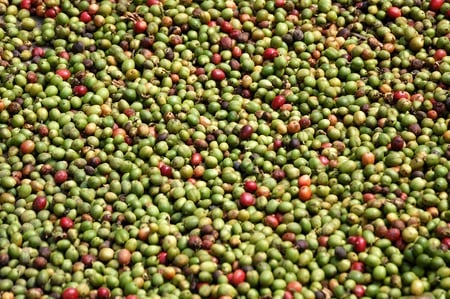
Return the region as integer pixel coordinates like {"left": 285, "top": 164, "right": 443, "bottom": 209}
{"left": 159, "top": 164, "right": 173, "bottom": 178}
{"left": 158, "top": 251, "right": 168, "bottom": 265}
{"left": 429, "top": 0, "right": 445, "bottom": 12}
{"left": 220, "top": 21, "right": 233, "bottom": 33}
{"left": 60, "top": 217, "right": 74, "bottom": 230}
{"left": 387, "top": 6, "right": 401, "bottom": 19}
{"left": 54, "top": 170, "right": 68, "bottom": 184}
{"left": 239, "top": 125, "right": 253, "bottom": 140}
{"left": 21, "top": 0, "right": 31, "bottom": 9}
{"left": 264, "top": 214, "right": 279, "bottom": 228}
{"left": 239, "top": 192, "right": 255, "bottom": 207}
{"left": 73, "top": 85, "right": 88, "bottom": 96}
{"left": 79, "top": 11, "right": 92, "bottom": 23}
{"left": 354, "top": 236, "right": 367, "bottom": 252}
{"left": 393, "top": 90, "right": 410, "bottom": 101}
{"left": 134, "top": 20, "right": 148, "bottom": 33}
{"left": 271, "top": 95, "right": 286, "bottom": 110}
{"left": 96, "top": 287, "right": 111, "bottom": 299}
{"left": 275, "top": 0, "right": 286, "bottom": 8}
{"left": 434, "top": 49, "right": 447, "bottom": 61}
{"left": 353, "top": 285, "right": 366, "bottom": 298}
{"left": 211, "top": 68, "right": 226, "bottom": 81}
{"left": 190, "top": 153, "right": 203, "bottom": 166}
{"left": 263, "top": 48, "right": 279, "bottom": 60}
{"left": 147, "top": 0, "right": 160, "bottom": 5}
{"left": 61, "top": 287, "right": 79, "bottom": 299}
{"left": 351, "top": 261, "right": 365, "bottom": 272}
{"left": 32, "top": 196, "right": 47, "bottom": 211}
{"left": 229, "top": 269, "right": 246, "bottom": 286}
{"left": 55, "top": 69, "right": 71, "bottom": 80}
{"left": 243, "top": 180, "right": 258, "bottom": 193}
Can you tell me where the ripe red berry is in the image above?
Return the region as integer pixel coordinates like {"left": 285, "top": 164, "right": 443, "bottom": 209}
{"left": 96, "top": 286, "right": 111, "bottom": 299}
{"left": 434, "top": 49, "right": 447, "bottom": 61}
{"left": 271, "top": 95, "right": 286, "bottom": 110}
{"left": 429, "top": 0, "right": 445, "bottom": 12}
{"left": 60, "top": 217, "right": 74, "bottom": 230}
{"left": 387, "top": 6, "right": 402, "bottom": 19}
{"left": 347, "top": 235, "right": 357, "bottom": 244}
{"left": 55, "top": 69, "right": 71, "bottom": 80}
{"left": 239, "top": 125, "right": 254, "bottom": 139}
{"left": 231, "top": 46, "right": 242, "bottom": 58}
{"left": 351, "top": 261, "right": 365, "bottom": 272}
{"left": 263, "top": 48, "right": 279, "bottom": 60}
{"left": 79, "top": 11, "right": 92, "bottom": 23}
{"left": 190, "top": 153, "right": 203, "bottom": 166}
{"left": 61, "top": 287, "right": 79, "bottom": 299}
{"left": 32, "top": 47, "right": 45, "bottom": 57}
{"left": 58, "top": 51, "right": 70, "bottom": 60}
{"left": 230, "top": 269, "right": 246, "bottom": 286}
{"left": 275, "top": 0, "right": 286, "bottom": 7}
{"left": 32, "top": 196, "right": 47, "bottom": 211}
{"left": 393, "top": 90, "right": 410, "bottom": 101}
{"left": 73, "top": 85, "right": 88, "bottom": 96}
{"left": 21, "top": 0, "right": 31, "bottom": 10}
{"left": 264, "top": 214, "right": 280, "bottom": 228}
{"left": 353, "top": 285, "right": 366, "bottom": 298}
{"left": 243, "top": 180, "right": 258, "bottom": 193}
{"left": 134, "top": 20, "right": 148, "bottom": 33}
{"left": 354, "top": 236, "right": 367, "bottom": 252}
{"left": 158, "top": 251, "right": 168, "bottom": 265}
{"left": 54, "top": 169, "right": 68, "bottom": 184}
{"left": 239, "top": 192, "right": 255, "bottom": 208}
{"left": 211, "top": 53, "right": 222, "bottom": 64}
{"left": 159, "top": 164, "right": 173, "bottom": 177}
{"left": 45, "top": 7, "right": 58, "bottom": 18}
{"left": 220, "top": 21, "right": 233, "bottom": 33}
{"left": 211, "top": 68, "right": 226, "bottom": 81}
{"left": 147, "top": 0, "right": 160, "bottom": 5}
